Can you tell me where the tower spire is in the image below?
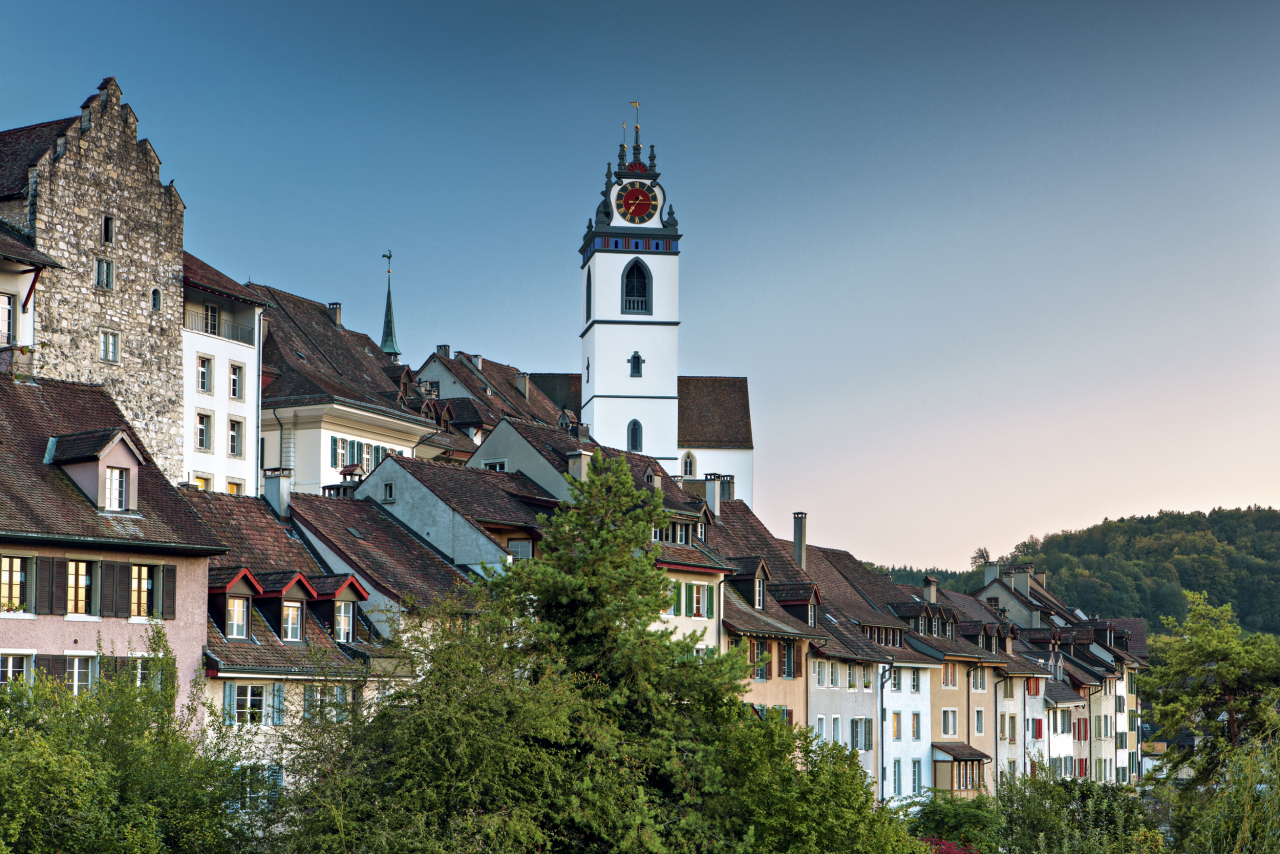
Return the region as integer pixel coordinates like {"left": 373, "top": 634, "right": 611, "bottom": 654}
{"left": 379, "top": 250, "right": 401, "bottom": 362}
{"left": 631, "top": 100, "right": 642, "bottom": 163}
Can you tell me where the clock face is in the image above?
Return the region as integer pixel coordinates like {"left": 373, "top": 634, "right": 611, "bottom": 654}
{"left": 614, "top": 181, "right": 659, "bottom": 224}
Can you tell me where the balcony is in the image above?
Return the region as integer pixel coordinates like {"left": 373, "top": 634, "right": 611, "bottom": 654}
{"left": 623, "top": 296, "right": 648, "bottom": 313}
{"left": 0, "top": 345, "right": 34, "bottom": 377}
{"left": 185, "top": 310, "right": 255, "bottom": 345}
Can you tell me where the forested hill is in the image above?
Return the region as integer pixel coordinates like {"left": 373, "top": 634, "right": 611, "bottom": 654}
{"left": 883, "top": 506, "right": 1280, "bottom": 635}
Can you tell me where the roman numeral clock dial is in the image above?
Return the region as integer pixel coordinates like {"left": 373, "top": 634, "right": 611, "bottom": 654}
{"left": 614, "top": 181, "right": 659, "bottom": 224}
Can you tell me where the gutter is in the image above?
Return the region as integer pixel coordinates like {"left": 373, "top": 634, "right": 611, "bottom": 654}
{"left": 0, "top": 529, "right": 226, "bottom": 556}
{"left": 879, "top": 663, "right": 891, "bottom": 800}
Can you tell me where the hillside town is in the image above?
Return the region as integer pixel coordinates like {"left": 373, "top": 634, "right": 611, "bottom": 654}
{"left": 0, "top": 79, "right": 1152, "bottom": 805}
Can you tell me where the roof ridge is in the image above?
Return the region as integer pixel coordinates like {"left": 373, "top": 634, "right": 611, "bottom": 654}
{"left": 0, "top": 116, "right": 77, "bottom": 136}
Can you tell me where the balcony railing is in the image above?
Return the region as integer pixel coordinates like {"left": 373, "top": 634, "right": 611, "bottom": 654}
{"left": 623, "top": 296, "right": 648, "bottom": 313}
{"left": 185, "top": 311, "right": 255, "bottom": 345}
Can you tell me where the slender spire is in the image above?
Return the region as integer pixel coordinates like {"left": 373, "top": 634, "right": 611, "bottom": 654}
{"left": 379, "top": 250, "right": 401, "bottom": 362}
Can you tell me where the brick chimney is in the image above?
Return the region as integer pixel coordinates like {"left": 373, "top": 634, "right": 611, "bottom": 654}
{"left": 793, "top": 512, "right": 808, "bottom": 570}
{"left": 923, "top": 575, "right": 938, "bottom": 604}
{"left": 327, "top": 303, "right": 342, "bottom": 326}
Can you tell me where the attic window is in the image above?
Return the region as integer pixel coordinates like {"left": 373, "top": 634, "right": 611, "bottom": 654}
{"left": 103, "top": 216, "right": 114, "bottom": 244}
{"left": 754, "top": 578, "right": 764, "bottom": 610}
{"left": 295, "top": 351, "right": 307, "bottom": 361}
{"left": 346, "top": 527, "right": 364, "bottom": 539}
{"left": 825, "top": 613, "right": 837, "bottom": 624}
{"left": 55, "top": 137, "right": 66, "bottom": 158}
{"left": 105, "top": 467, "right": 127, "bottom": 511}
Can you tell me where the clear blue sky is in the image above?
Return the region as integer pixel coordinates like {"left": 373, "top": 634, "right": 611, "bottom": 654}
{"left": 6, "top": 1, "right": 1280, "bottom": 570}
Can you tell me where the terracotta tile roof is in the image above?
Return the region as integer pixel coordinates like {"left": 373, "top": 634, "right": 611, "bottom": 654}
{"left": 252, "top": 282, "right": 430, "bottom": 426}
{"left": 802, "top": 545, "right": 901, "bottom": 627}
{"left": 183, "top": 252, "right": 272, "bottom": 307}
{"left": 813, "top": 604, "right": 893, "bottom": 663}
{"left": 706, "top": 501, "right": 809, "bottom": 586}
{"left": 721, "top": 581, "right": 823, "bottom": 640}
{"left": 769, "top": 580, "right": 817, "bottom": 604}
{"left": 655, "top": 542, "right": 735, "bottom": 573}
{"left": 421, "top": 353, "right": 566, "bottom": 426}
{"left": 813, "top": 545, "right": 910, "bottom": 615}
{"left": 0, "top": 379, "right": 224, "bottom": 552}
{"left": 0, "top": 116, "right": 75, "bottom": 198}
{"left": 1045, "top": 680, "right": 1087, "bottom": 705}
{"left": 204, "top": 606, "right": 359, "bottom": 675}
{"left": 0, "top": 222, "right": 58, "bottom": 267}
{"left": 289, "top": 493, "right": 471, "bottom": 606}
{"left": 1112, "top": 617, "right": 1148, "bottom": 659}
{"left": 941, "top": 589, "right": 1005, "bottom": 622}
{"left": 182, "top": 490, "right": 321, "bottom": 574}
{"left": 434, "top": 397, "right": 503, "bottom": 428}
{"left": 932, "top": 742, "right": 991, "bottom": 761}
{"left": 420, "top": 424, "right": 478, "bottom": 456}
{"left": 392, "top": 456, "right": 556, "bottom": 531}
{"left": 251, "top": 570, "right": 318, "bottom": 597}
{"left": 677, "top": 376, "right": 753, "bottom": 449}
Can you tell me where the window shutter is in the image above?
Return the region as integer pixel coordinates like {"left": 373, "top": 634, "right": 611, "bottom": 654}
{"left": 747, "top": 640, "right": 755, "bottom": 664}
{"left": 785, "top": 708, "right": 793, "bottom": 726}
{"left": 272, "top": 683, "right": 285, "bottom": 726}
{"left": 99, "top": 656, "right": 116, "bottom": 681}
{"left": 223, "top": 681, "right": 237, "bottom": 725}
{"left": 34, "top": 654, "right": 53, "bottom": 675}
{"left": 330, "top": 436, "right": 338, "bottom": 468}
{"left": 706, "top": 584, "right": 714, "bottom": 618}
{"left": 684, "top": 583, "right": 693, "bottom": 617}
{"left": 161, "top": 565, "right": 177, "bottom": 620}
{"left": 865, "top": 718, "right": 874, "bottom": 750}
{"left": 672, "top": 581, "right": 680, "bottom": 616}
{"left": 100, "top": 562, "right": 116, "bottom": 617}
{"left": 766, "top": 642, "right": 773, "bottom": 679}
{"left": 116, "top": 565, "right": 131, "bottom": 618}
{"left": 50, "top": 655, "right": 67, "bottom": 680}
{"left": 52, "top": 558, "right": 67, "bottom": 615}
{"left": 303, "top": 685, "right": 316, "bottom": 720}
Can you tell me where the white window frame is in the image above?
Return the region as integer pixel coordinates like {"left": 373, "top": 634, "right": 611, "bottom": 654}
{"left": 911, "top": 667, "right": 920, "bottom": 692}
{"left": 891, "top": 667, "right": 901, "bottom": 691}
{"left": 334, "top": 601, "right": 353, "bottom": 643}
{"left": 975, "top": 708, "right": 984, "bottom": 735}
{"left": 228, "top": 419, "right": 243, "bottom": 458}
{"left": 482, "top": 459, "right": 507, "bottom": 472}
{"left": 67, "top": 655, "right": 94, "bottom": 695}
{"left": 227, "top": 597, "right": 248, "bottom": 639}
{"left": 281, "top": 601, "right": 302, "bottom": 641}
{"left": 971, "top": 666, "right": 987, "bottom": 691}
{"left": 100, "top": 330, "right": 119, "bottom": 363}
{"left": 105, "top": 467, "right": 127, "bottom": 511}
{"left": 913, "top": 711, "right": 921, "bottom": 740}
{"left": 197, "top": 356, "right": 212, "bottom": 393}
{"left": 229, "top": 363, "right": 244, "bottom": 400}
{"left": 814, "top": 659, "right": 825, "bottom": 687}
{"left": 692, "top": 583, "right": 704, "bottom": 619}
{"left": 892, "top": 711, "right": 901, "bottom": 741}
{"left": 893, "top": 759, "right": 901, "bottom": 796}
{"left": 942, "top": 708, "right": 958, "bottom": 737}
{"left": 196, "top": 412, "right": 213, "bottom": 451}
{"left": 754, "top": 578, "right": 764, "bottom": 610}
{"left": 236, "top": 683, "right": 265, "bottom": 725}
{"left": 912, "top": 759, "right": 922, "bottom": 794}
{"left": 0, "top": 653, "right": 29, "bottom": 685}
{"left": 816, "top": 715, "right": 825, "bottom": 741}
{"left": 831, "top": 715, "right": 840, "bottom": 744}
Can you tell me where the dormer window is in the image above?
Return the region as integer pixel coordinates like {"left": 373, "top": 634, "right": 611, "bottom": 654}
{"left": 754, "top": 578, "right": 764, "bottom": 610}
{"left": 106, "top": 467, "right": 127, "bottom": 511}
{"left": 282, "top": 601, "right": 302, "bottom": 641}
{"left": 334, "top": 601, "right": 353, "bottom": 642}
{"left": 932, "top": 617, "right": 939, "bottom": 636}
{"left": 808, "top": 603, "right": 815, "bottom": 627}
{"left": 227, "top": 597, "right": 248, "bottom": 639}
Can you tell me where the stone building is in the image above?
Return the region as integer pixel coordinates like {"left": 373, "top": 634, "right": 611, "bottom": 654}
{"left": 0, "top": 78, "right": 186, "bottom": 481}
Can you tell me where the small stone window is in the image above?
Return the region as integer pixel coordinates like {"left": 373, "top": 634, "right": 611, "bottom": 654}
{"left": 55, "top": 137, "right": 66, "bottom": 159}
{"left": 627, "top": 419, "right": 642, "bottom": 453}
{"left": 151, "top": 289, "right": 161, "bottom": 311}
{"left": 103, "top": 216, "right": 114, "bottom": 244}
{"left": 629, "top": 351, "right": 644, "bottom": 377}
{"left": 99, "top": 330, "right": 119, "bottom": 363}
{"left": 95, "top": 259, "right": 114, "bottom": 290}
{"left": 681, "top": 452, "right": 696, "bottom": 478}
{"left": 80, "top": 110, "right": 90, "bottom": 133}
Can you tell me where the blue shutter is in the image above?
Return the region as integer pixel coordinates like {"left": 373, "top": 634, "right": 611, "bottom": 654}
{"left": 223, "top": 681, "right": 236, "bottom": 725}
{"left": 303, "top": 685, "right": 316, "bottom": 720}
{"left": 330, "top": 436, "right": 338, "bottom": 468}
{"left": 272, "top": 683, "right": 285, "bottom": 726}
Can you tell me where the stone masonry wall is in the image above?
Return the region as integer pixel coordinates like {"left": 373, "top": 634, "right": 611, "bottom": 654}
{"left": 21, "top": 81, "right": 185, "bottom": 481}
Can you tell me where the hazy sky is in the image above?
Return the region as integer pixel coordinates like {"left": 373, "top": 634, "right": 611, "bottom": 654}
{"left": 6, "top": 1, "right": 1280, "bottom": 571}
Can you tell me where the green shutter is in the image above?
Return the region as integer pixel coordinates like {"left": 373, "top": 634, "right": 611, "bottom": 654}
{"left": 223, "top": 681, "right": 237, "bottom": 725}
{"left": 684, "top": 583, "right": 693, "bottom": 617}
{"left": 706, "top": 583, "right": 714, "bottom": 618}
{"left": 272, "top": 683, "right": 285, "bottom": 726}
{"left": 672, "top": 581, "right": 680, "bottom": 616}
{"left": 331, "top": 436, "right": 338, "bottom": 468}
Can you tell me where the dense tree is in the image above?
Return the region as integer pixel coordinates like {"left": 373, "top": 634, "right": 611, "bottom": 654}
{"left": 993, "top": 764, "right": 1159, "bottom": 854}
{"left": 908, "top": 792, "right": 1002, "bottom": 854}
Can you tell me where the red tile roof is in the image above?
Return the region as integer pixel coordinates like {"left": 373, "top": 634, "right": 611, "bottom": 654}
{"left": 183, "top": 252, "right": 272, "bottom": 307}
{"left": 0, "top": 379, "right": 223, "bottom": 552}
{"left": 677, "top": 376, "right": 753, "bottom": 449}
{"left": 0, "top": 117, "right": 76, "bottom": 199}
{"left": 422, "top": 353, "right": 566, "bottom": 426}
{"left": 721, "top": 581, "right": 823, "bottom": 641}
{"left": 289, "top": 493, "right": 470, "bottom": 607}
{"left": 1112, "top": 617, "right": 1148, "bottom": 659}
{"left": 0, "top": 222, "right": 58, "bottom": 267}
{"left": 392, "top": 456, "right": 557, "bottom": 533}
{"left": 182, "top": 489, "right": 322, "bottom": 574}
{"left": 205, "top": 606, "right": 360, "bottom": 675}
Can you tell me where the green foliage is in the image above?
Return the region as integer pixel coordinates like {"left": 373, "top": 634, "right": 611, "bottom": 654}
{"left": 893, "top": 506, "right": 1280, "bottom": 635}
{"left": 908, "top": 792, "right": 1003, "bottom": 854}
{"left": 994, "top": 763, "right": 1159, "bottom": 854}
{"left": 272, "top": 452, "right": 928, "bottom": 854}
{"left": 0, "top": 623, "right": 256, "bottom": 854}
{"left": 1182, "top": 721, "right": 1280, "bottom": 854}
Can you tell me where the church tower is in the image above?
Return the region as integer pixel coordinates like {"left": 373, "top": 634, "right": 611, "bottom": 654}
{"left": 579, "top": 124, "right": 682, "bottom": 462}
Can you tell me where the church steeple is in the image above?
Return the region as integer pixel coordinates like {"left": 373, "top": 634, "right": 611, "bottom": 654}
{"left": 379, "top": 250, "right": 401, "bottom": 362}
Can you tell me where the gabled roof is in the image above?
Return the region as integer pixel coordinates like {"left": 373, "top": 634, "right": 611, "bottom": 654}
{"left": 183, "top": 252, "right": 272, "bottom": 306}
{"left": 0, "top": 379, "right": 224, "bottom": 553}
{"left": 813, "top": 603, "right": 894, "bottom": 663}
{"left": 182, "top": 490, "right": 322, "bottom": 574}
{"left": 706, "top": 500, "right": 810, "bottom": 586}
{"left": 932, "top": 742, "right": 991, "bottom": 761}
{"left": 1044, "top": 680, "right": 1087, "bottom": 706}
{"left": 252, "top": 570, "right": 320, "bottom": 599}
{"left": 1112, "top": 617, "right": 1149, "bottom": 659}
{"left": 205, "top": 605, "right": 361, "bottom": 675}
{"left": 392, "top": 456, "right": 556, "bottom": 532}
{"left": 48, "top": 427, "right": 140, "bottom": 464}
{"left": 208, "top": 567, "right": 265, "bottom": 594}
{"left": 251, "top": 281, "right": 430, "bottom": 425}
{"left": 0, "top": 116, "right": 76, "bottom": 198}
{"left": 306, "top": 573, "right": 369, "bottom": 600}
{"left": 805, "top": 545, "right": 904, "bottom": 627}
{"left": 289, "top": 493, "right": 470, "bottom": 606}
{"left": 434, "top": 397, "right": 504, "bottom": 428}
{"left": 677, "top": 376, "right": 753, "bottom": 449}
{"left": 655, "top": 542, "right": 736, "bottom": 573}
{"left": 721, "top": 581, "right": 824, "bottom": 641}
{"left": 420, "top": 352, "right": 565, "bottom": 426}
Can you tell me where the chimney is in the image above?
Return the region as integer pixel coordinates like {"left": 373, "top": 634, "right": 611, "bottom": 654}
{"left": 923, "top": 575, "right": 938, "bottom": 604}
{"left": 436, "top": 344, "right": 451, "bottom": 360}
{"left": 566, "top": 449, "right": 590, "bottom": 482}
{"left": 263, "top": 467, "right": 294, "bottom": 518}
{"left": 793, "top": 512, "right": 808, "bottom": 570}
{"left": 1036, "top": 571, "right": 1047, "bottom": 587}
{"left": 719, "top": 474, "right": 734, "bottom": 501}
{"left": 1031, "top": 609, "right": 1042, "bottom": 629}
{"left": 1012, "top": 567, "right": 1031, "bottom": 597}
{"left": 327, "top": 303, "right": 342, "bottom": 326}
{"left": 984, "top": 562, "right": 999, "bottom": 586}
{"left": 515, "top": 372, "right": 530, "bottom": 399}
{"left": 571, "top": 423, "right": 590, "bottom": 443}
{"left": 473, "top": 354, "right": 484, "bottom": 371}
{"left": 704, "top": 473, "right": 721, "bottom": 518}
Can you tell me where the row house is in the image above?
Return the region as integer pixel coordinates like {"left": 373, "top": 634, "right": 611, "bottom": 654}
{"left": 0, "top": 378, "right": 225, "bottom": 696}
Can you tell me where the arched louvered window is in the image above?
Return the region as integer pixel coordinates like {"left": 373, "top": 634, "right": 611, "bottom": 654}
{"left": 682, "top": 452, "right": 696, "bottom": 478}
{"left": 622, "top": 260, "right": 651, "bottom": 314}
{"left": 628, "top": 419, "right": 642, "bottom": 452}
{"left": 585, "top": 272, "right": 592, "bottom": 322}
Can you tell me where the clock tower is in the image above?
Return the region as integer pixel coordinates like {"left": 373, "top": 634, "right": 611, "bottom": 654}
{"left": 578, "top": 125, "right": 682, "bottom": 462}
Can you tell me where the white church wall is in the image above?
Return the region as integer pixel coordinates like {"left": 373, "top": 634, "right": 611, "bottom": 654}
{"left": 679, "top": 446, "right": 753, "bottom": 507}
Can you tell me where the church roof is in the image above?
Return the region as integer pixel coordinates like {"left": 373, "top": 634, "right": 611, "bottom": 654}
{"left": 678, "top": 376, "right": 753, "bottom": 449}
